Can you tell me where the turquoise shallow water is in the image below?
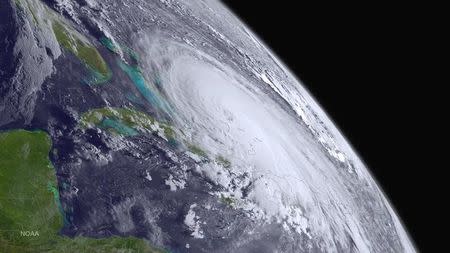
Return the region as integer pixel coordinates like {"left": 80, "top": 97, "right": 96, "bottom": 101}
{"left": 47, "top": 181, "right": 69, "bottom": 226}
{"left": 101, "top": 118, "right": 139, "bottom": 136}
{"left": 100, "top": 37, "right": 120, "bottom": 54}
{"left": 118, "top": 60, "right": 171, "bottom": 114}
{"left": 100, "top": 36, "right": 171, "bottom": 116}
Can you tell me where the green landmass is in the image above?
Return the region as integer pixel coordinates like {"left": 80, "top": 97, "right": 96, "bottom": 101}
{"left": 14, "top": 0, "right": 39, "bottom": 25}
{"left": 52, "top": 21, "right": 111, "bottom": 84}
{"left": 187, "top": 145, "right": 208, "bottom": 159}
{"left": 79, "top": 107, "right": 176, "bottom": 141}
{"left": 0, "top": 130, "right": 163, "bottom": 253}
{"left": 216, "top": 156, "right": 231, "bottom": 169}
{"left": 220, "top": 195, "right": 236, "bottom": 207}
{"left": 13, "top": 0, "right": 111, "bottom": 84}
{"left": 25, "top": 0, "right": 39, "bottom": 25}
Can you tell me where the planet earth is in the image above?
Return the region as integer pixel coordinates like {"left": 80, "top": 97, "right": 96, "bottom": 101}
{"left": 0, "top": 0, "right": 416, "bottom": 252}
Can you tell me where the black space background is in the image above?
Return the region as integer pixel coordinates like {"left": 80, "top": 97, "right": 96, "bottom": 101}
{"left": 223, "top": 1, "right": 441, "bottom": 252}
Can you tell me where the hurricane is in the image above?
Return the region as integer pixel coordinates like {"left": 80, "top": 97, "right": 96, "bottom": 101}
{"left": 0, "top": 0, "right": 415, "bottom": 252}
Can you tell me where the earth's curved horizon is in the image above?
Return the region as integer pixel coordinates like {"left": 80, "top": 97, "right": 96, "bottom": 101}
{"left": 0, "top": 0, "right": 416, "bottom": 252}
